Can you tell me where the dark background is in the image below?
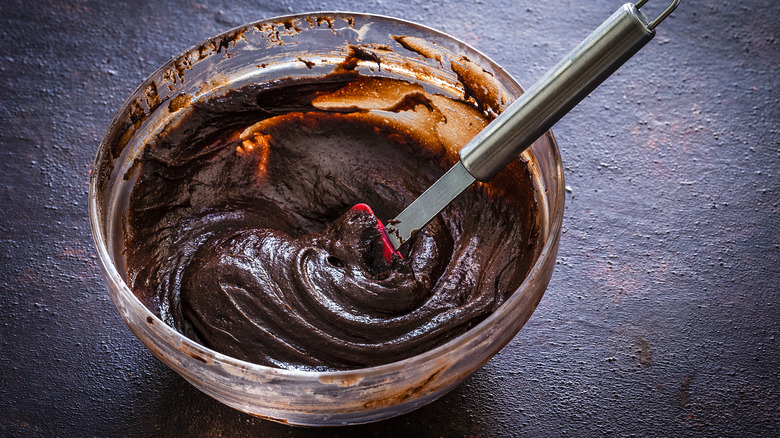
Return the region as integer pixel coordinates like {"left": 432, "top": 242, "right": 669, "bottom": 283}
{"left": 1, "top": 0, "right": 778, "bottom": 436}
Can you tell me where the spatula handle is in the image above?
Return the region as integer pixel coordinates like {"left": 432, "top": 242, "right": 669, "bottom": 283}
{"left": 459, "top": 1, "right": 678, "bottom": 182}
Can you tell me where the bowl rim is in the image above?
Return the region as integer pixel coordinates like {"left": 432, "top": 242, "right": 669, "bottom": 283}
{"left": 88, "top": 10, "right": 565, "bottom": 381}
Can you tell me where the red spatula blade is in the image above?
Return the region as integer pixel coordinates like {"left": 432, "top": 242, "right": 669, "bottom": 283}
{"left": 350, "top": 203, "right": 402, "bottom": 262}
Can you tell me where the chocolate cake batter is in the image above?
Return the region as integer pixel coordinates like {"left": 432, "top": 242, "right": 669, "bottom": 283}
{"left": 125, "top": 74, "right": 540, "bottom": 371}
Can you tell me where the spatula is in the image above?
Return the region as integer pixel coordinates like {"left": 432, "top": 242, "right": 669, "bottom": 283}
{"left": 368, "top": 1, "right": 680, "bottom": 254}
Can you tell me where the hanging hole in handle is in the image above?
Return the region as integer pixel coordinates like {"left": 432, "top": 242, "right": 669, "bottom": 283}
{"left": 635, "top": 0, "right": 681, "bottom": 30}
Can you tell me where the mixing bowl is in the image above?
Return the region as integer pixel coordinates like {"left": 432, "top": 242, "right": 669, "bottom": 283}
{"left": 89, "top": 12, "right": 564, "bottom": 426}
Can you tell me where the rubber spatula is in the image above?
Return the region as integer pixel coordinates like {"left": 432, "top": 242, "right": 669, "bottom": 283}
{"left": 362, "top": 1, "right": 680, "bottom": 258}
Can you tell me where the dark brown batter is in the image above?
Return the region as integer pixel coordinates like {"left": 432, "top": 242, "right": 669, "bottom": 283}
{"left": 125, "top": 74, "right": 540, "bottom": 371}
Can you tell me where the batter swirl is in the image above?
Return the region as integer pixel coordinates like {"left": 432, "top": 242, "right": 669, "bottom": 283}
{"left": 126, "top": 75, "right": 540, "bottom": 370}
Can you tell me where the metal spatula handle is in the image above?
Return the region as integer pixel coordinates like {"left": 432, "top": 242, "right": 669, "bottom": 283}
{"left": 460, "top": 1, "right": 678, "bottom": 181}
{"left": 385, "top": 1, "right": 679, "bottom": 249}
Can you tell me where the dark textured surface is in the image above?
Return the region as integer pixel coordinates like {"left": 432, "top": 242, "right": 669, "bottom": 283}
{"left": 1, "top": 0, "right": 778, "bottom": 436}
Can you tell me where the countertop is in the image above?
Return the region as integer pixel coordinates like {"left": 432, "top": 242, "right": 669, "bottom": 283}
{"left": 1, "top": 0, "right": 778, "bottom": 436}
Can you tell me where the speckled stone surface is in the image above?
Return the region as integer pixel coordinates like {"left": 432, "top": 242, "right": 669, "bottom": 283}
{"left": 1, "top": 0, "right": 778, "bottom": 436}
